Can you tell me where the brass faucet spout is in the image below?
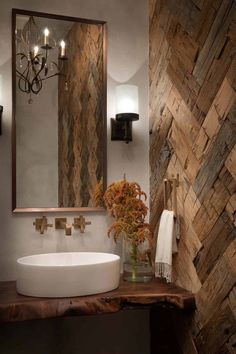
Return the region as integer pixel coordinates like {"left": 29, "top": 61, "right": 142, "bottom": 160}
{"left": 55, "top": 218, "right": 72, "bottom": 236}
{"left": 65, "top": 223, "right": 72, "bottom": 236}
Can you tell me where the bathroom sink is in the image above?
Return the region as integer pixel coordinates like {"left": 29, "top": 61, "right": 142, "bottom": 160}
{"left": 16, "top": 252, "right": 120, "bottom": 298}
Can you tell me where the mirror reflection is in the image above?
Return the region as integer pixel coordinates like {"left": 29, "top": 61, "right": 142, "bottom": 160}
{"left": 13, "top": 10, "right": 107, "bottom": 211}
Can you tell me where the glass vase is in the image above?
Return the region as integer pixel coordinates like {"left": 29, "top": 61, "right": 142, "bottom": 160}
{"left": 123, "top": 236, "right": 153, "bottom": 283}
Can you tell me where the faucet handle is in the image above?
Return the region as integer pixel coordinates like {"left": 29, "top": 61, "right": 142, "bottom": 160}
{"left": 33, "top": 216, "right": 53, "bottom": 235}
{"left": 73, "top": 216, "right": 91, "bottom": 233}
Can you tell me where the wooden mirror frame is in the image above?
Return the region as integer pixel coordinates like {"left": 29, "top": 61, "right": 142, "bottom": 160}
{"left": 12, "top": 8, "right": 107, "bottom": 213}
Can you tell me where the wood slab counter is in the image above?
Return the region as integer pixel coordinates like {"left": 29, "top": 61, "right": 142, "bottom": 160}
{"left": 0, "top": 278, "right": 195, "bottom": 324}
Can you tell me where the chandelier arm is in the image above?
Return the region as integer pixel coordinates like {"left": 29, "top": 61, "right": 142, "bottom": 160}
{"left": 31, "top": 74, "right": 43, "bottom": 94}
{"left": 40, "top": 72, "right": 62, "bottom": 81}
{"left": 16, "top": 53, "right": 32, "bottom": 93}
{"left": 16, "top": 52, "right": 28, "bottom": 60}
{"left": 29, "top": 52, "right": 47, "bottom": 94}
{"left": 16, "top": 67, "right": 31, "bottom": 93}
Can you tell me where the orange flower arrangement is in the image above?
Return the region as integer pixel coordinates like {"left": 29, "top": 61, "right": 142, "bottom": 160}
{"left": 103, "top": 178, "right": 153, "bottom": 278}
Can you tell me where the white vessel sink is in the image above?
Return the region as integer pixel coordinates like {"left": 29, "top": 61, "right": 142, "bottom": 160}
{"left": 16, "top": 252, "right": 120, "bottom": 298}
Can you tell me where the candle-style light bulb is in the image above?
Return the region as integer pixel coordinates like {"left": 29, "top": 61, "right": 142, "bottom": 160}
{"left": 43, "top": 28, "right": 49, "bottom": 45}
{"left": 60, "top": 40, "right": 66, "bottom": 57}
{"left": 34, "top": 46, "right": 39, "bottom": 57}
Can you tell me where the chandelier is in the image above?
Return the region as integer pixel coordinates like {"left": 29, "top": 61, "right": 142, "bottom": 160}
{"left": 15, "top": 16, "right": 68, "bottom": 103}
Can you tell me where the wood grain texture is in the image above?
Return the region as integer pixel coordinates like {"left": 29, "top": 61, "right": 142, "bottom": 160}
{"left": 58, "top": 22, "right": 105, "bottom": 207}
{"left": 149, "top": 0, "right": 236, "bottom": 352}
{"left": 0, "top": 279, "right": 195, "bottom": 324}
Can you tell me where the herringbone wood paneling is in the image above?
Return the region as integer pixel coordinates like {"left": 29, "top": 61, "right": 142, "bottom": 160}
{"left": 58, "top": 22, "right": 104, "bottom": 207}
{"left": 149, "top": 0, "right": 236, "bottom": 353}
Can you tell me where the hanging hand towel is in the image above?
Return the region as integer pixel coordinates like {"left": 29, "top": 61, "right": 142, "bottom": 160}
{"left": 155, "top": 210, "right": 176, "bottom": 282}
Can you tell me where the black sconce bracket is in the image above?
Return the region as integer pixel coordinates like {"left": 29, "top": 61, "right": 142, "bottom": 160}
{"left": 0, "top": 105, "right": 3, "bottom": 135}
{"left": 111, "top": 113, "right": 139, "bottom": 144}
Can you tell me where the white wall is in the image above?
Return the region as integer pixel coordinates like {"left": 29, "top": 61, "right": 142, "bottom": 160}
{"left": 0, "top": 0, "right": 149, "bottom": 281}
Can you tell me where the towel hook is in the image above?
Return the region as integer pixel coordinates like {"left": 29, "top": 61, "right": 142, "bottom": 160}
{"left": 163, "top": 174, "right": 179, "bottom": 216}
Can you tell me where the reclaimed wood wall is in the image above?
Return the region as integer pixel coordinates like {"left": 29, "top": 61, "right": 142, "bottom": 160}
{"left": 149, "top": 0, "right": 236, "bottom": 352}
{"left": 58, "top": 22, "right": 104, "bottom": 207}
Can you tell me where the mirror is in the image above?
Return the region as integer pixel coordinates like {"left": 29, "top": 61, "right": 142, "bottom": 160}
{"left": 12, "top": 9, "right": 107, "bottom": 212}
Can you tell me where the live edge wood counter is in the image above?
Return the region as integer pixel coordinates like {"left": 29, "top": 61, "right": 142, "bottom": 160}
{"left": 0, "top": 278, "right": 195, "bottom": 324}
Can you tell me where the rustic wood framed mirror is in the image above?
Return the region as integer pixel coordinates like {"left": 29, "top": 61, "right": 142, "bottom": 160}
{"left": 12, "top": 9, "right": 107, "bottom": 212}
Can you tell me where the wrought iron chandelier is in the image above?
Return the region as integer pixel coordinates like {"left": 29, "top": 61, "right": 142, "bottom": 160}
{"left": 16, "top": 16, "right": 68, "bottom": 103}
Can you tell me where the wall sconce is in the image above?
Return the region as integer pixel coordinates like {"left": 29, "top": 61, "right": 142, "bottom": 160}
{"left": 111, "top": 84, "right": 139, "bottom": 143}
{"left": 0, "top": 105, "right": 3, "bottom": 135}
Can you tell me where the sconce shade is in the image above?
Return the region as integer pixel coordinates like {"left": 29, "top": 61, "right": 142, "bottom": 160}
{"left": 115, "top": 85, "right": 139, "bottom": 121}
{"left": 111, "top": 84, "right": 139, "bottom": 143}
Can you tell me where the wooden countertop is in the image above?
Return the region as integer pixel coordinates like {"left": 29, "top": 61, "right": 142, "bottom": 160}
{"left": 0, "top": 278, "right": 195, "bottom": 324}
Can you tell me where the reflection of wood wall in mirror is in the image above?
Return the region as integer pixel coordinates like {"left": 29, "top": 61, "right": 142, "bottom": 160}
{"left": 58, "top": 23, "right": 104, "bottom": 207}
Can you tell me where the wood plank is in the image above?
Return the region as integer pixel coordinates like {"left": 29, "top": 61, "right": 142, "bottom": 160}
{"left": 194, "top": 211, "right": 236, "bottom": 283}
{"left": 193, "top": 114, "right": 236, "bottom": 202}
{"left": 166, "top": 87, "right": 201, "bottom": 144}
{"left": 0, "top": 278, "right": 196, "bottom": 324}
{"left": 219, "top": 166, "right": 236, "bottom": 195}
{"left": 195, "top": 299, "right": 236, "bottom": 353}
{"left": 228, "top": 286, "right": 236, "bottom": 319}
{"left": 149, "top": 0, "right": 157, "bottom": 20}
{"left": 226, "top": 54, "right": 236, "bottom": 90}
{"left": 195, "top": 1, "right": 221, "bottom": 47}
{"left": 150, "top": 183, "right": 165, "bottom": 238}
{"left": 195, "top": 38, "right": 236, "bottom": 116}
{"left": 193, "top": 76, "right": 236, "bottom": 161}
{"left": 193, "top": 0, "right": 236, "bottom": 86}
{"left": 192, "top": 208, "right": 219, "bottom": 244}
{"left": 191, "top": 0, "right": 204, "bottom": 11}
{"left": 225, "top": 145, "right": 236, "bottom": 181}
{"left": 165, "top": 0, "right": 202, "bottom": 37}
{"left": 210, "top": 179, "right": 231, "bottom": 215}
{"left": 226, "top": 193, "right": 236, "bottom": 226}
{"left": 201, "top": 78, "right": 236, "bottom": 142}
{"left": 168, "top": 121, "right": 200, "bottom": 183}
{"left": 150, "top": 106, "right": 173, "bottom": 186}
{"left": 166, "top": 54, "right": 201, "bottom": 113}
{"left": 181, "top": 222, "right": 202, "bottom": 262}
{"left": 184, "top": 186, "right": 201, "bottom": 224}
{"left": 196, "top": 239, "right": 236, "bottom": 324}
{"left": 193, "top": 128, "right": 209, "bottom": 161}
{"left": 173, "top": 239, "right": 202, "bottom": 294}
{"left": 224, "top": 332, "right": 236, "bottom": 354}
{"left": 166, "top": 21, "right": 199, "bottom": 72}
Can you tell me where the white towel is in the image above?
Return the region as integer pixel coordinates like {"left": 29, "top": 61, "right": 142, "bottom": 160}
{"left": 155, "top": 210, "right": 177, "bottom": 282}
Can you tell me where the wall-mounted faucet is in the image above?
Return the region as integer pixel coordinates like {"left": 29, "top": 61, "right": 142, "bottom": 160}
{"left": 33, "top": 216, "right": 53, "bottom": 234}
{"left": 55, "top": 218, "right": 72, "bottom": 236}
{"left": 34, "top": 216, "right": 91, "bottom": 236}
{"left": 73, "top": 216, "right": 91, "bottom": 233}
